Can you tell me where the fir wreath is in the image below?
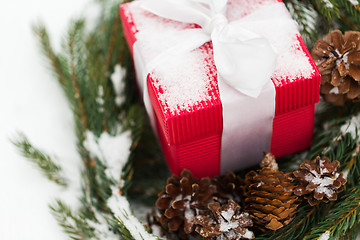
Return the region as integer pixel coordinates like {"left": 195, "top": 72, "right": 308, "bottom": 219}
{"left": 12, "top": 0, "right": 360, "bottom": 239}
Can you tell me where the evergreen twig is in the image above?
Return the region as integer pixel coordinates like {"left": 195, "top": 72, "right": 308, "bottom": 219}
{"left": 50, "top": 200, "right": 95, "bottom": 240}
{"left": 32, "top": 23, "right": 68, "bottom": 86}
{"left": 312, "top": 0, "right": 340, "bottom": 20}
{"left": 12, "top": 133, "right": 67, "bottom": 186}
{"left": 30, "top": 1, "right": 160, "bottom": 239}
{"left": 305, "top": 187, "right": 360, "bottom": 239}
{"left": 65, "top": 19, "right": 88, "bottom": 136}
{"left": 284, "top": 0, "right": 360, "bottom": 47}
{"left": 285, "top": 0, "right": 319, "bottom": 45}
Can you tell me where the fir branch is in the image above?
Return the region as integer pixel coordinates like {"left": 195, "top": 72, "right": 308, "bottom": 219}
{"left": 50, "top": 200, "right": 96, "bottom": 240}
{"left": 122, "top": 104, "right": 169, "bottom": 204}
{"left": 33, "top": 3, "right": 120, "bottom": 216}
{"left": 79, "top": 3, "right": 124, "bottom": 136}
{"left": 312, "top": 0, "right": 340, "bottom": 20}
{"left": 33, "top": 21, "right": 89, "bottom": 143}
{"left": 32, "top": 23, "right": 68, "bottom": 86}
{"left": 309, "top": 109, "right": 360, "bottom": 188}
{"left": 341, "top": 221, "right": 360, "bottom": 240}
{"left": 305, "top": 187, "right": 360, "bottom": 239}
{"left": 337, "top": 0, "right": 360, "bottom": 30}
{"left": 104, "top": 4, "right": 122, "bottom": 73}
{"left": 64, "top": 19, "right": 88, "bottom": 136}
{"left": 90, "top": 158, "right": 113, "bottom": 212}
{"left": 285, "top": 0, "right": 360, "bottom": 47}
{"left": 108, "top": 187, "right": 161, "bottom": 240}
{"left": 12, "top": 133, "right": 67, "bottom": 186}
{"left": 285, "top": 0, "right": 319, "bottom": 46}
{"left": 111, "top": 216, "right": 136, "bottom": 240}
{"left": 34, "top": 4, "right": 128, "bottom": 212}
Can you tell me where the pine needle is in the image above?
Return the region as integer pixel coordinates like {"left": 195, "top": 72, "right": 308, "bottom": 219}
{"left": 12, "top": 132, "right": 67, "bottom": 186}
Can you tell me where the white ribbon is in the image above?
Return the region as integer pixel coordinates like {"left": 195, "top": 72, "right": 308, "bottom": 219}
{"left": 140, "top": 0, "right": 278, "bottom": 97}
{"left": 131, "top": 0, "right": 299, "bottom": 173}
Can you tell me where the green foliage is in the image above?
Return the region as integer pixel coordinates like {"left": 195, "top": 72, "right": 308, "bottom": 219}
{"left": 336, "top": 0, "right": 360, "bottom": 31}
{"left": 123, "top": 105, "right": 170, "bottom": 204}
{"left": 12, "top": 133, "right": 67, "bottom": 186}
{"left": 305, "top": 187, "right": 360, "bottom": 239}
{"left": 285, "top": 0, "right": 319, "bottom": 45}
{"left": 50, "top": 200, "right": 96, "bottom": 240}
{"left": 29, "top": 0, "right": 153, "bottom": 239}
{"left": 33, "top": 2, "right": 125, "bottom": 140}
{"left": 285, "top": 0, "right": 360, "bottom": 47}
{"left": 313, "top": 0, "right": 340, "bottom": 20}
{"left": 32, "top": 0, "right": 130, "bottom": 212}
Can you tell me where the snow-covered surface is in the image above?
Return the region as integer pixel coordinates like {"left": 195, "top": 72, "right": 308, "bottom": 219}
{"left": 0, "top": 1, "right": 89, "bottom": 239}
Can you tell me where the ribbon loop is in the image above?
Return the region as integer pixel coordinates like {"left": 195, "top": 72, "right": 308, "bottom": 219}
{"left": 139, "top": 0, "right": 287, "bottom": 98}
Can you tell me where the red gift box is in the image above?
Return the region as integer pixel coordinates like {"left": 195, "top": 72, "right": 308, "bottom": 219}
{"left": 120, "top": 0, "right": 321, "bottom": 178}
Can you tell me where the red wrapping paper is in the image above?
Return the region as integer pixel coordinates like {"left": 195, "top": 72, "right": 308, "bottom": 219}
{"left": 120, "top": 0, "right": 321, "bottom": 178}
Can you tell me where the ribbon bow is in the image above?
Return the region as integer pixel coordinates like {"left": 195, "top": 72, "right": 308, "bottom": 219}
{"left": 140, "top": 0, "right": 294, "bottom": 97}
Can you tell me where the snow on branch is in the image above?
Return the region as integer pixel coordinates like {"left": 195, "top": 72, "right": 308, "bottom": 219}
{"left": 108, "top": 187, "right": 159, "bottom": 240}
{"left": 84, "top": 130, "right": 131, "bottom": 186}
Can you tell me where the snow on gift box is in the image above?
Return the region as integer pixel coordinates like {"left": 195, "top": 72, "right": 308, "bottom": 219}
{"left": 120, "top": 0, "right": 321, "bottom": 178}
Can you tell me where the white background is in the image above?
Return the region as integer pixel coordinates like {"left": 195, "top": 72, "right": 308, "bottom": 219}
{"left": 0, "top": 0, "right": 90, "bottom": 239}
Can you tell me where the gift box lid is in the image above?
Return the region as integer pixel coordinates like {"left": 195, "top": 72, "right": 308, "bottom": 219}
{"left": 120, "top": 0, "right": 321, "bottom": 145}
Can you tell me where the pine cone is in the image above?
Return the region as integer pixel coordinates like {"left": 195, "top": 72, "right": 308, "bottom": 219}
{"left": 259, "top": 152, "right": 278, "bottom": 171}
{"left": 293, "top": 156, "right": 347, "bottom": 206}
{"left": 155, "top": 169, "right": 216, "bottom": 237}
{"left": 146, "top": 209, "right": 172, "bottom": 239}
{"left": 312, "top": 29, "right": 360, "bottom": 106}
{"left": 245, "top": 153, "right": 299, "bottom": 231}
{"left": 194, "top": 199, "right": 255, "bottom": 240}
{"left": 211, "top": 171, "right": 246, "bottom": 204}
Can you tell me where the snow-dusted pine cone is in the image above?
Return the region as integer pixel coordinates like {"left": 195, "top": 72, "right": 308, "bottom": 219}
{"left": 293, "top": 156, "right": 347, "bottom": 206}
{"left": 259, "top": 152, "right": 279, "bottom": 171}
{"left": 312, "top": 29, "right": 360, "bottom": 105}
{"left": 155, "top": 169, "right": 216, "bottom": 237}
{"left": 146, "top": 209, "right": 173, "bottom": 239}
{"left": 245, "top": 153, "right": 299, "bottom": 231}
{"left": 211, "top": 171, "right": 246, "bottom": 204}
{"left": 194, "top": 199, "right": 255, "bottom": 240}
